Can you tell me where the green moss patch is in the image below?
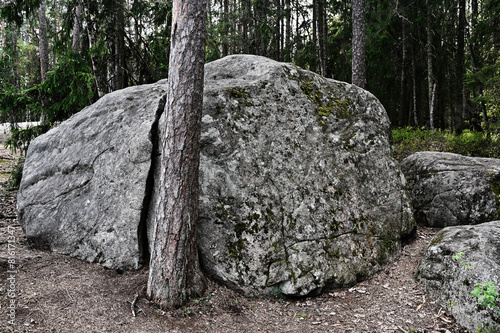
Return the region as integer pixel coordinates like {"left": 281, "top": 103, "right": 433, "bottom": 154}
{"left": 299, "top": 79, "right": 353, "bottom": 126}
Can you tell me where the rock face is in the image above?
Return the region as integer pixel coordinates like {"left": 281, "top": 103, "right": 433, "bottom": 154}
{"left": 19, "top": 55, "right": 415, "bottom": 296}
{"left": 417, "top": 222, "right": 500, "bottom": 332}
{"left": 17, "top": 80, "right": 167, "bottom": 269}
{"left": 401, "top": 151, "right": 500, "bottom": 227}
{"left": 190, "top": 55, "right": 415, "bottom": 296}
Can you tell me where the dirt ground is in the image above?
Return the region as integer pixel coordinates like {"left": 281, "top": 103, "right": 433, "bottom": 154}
{"left": 0, "top": 139, "right": 470, "bottom": 333}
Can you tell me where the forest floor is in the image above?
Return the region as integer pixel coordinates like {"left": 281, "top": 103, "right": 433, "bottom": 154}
{"left": 0, "top": 134, "right": 470, "bottom": 333}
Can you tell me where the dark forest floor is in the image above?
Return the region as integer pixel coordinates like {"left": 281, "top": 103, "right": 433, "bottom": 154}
{"left": 0, "top": 138, "right": 470, "bottom": 333}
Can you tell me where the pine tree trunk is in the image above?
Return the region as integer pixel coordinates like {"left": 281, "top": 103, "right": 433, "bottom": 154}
{"left": 39, "top": 0, "right": 49, "bottom": 82}
{"left": 426, "top": 1, "right": 434, "bottom": 130}
{"left": 411, "top": 43, "right": 418, "bottom": 126}
{"left": 312, "top": 0, "right": 318, "bottom": 72}
{"left": 399, "top": 1, "right": 409, "bottom": 127}
{"left": 147, "top": 0, "right": 207, "bottom": 310}
{"left": 352, "top": 0, "right": 366, "bottom": 88}
{"left": 454, "top": 0, "right": 465, "bottom": 133}
{"left": 284, "top": 0, "right": 291, "bottom": 62}
{"left": 1, "top": 20, "right": 5, "bottom": 50}
{"left": 321, "top": 0, "right": 327, "bottom": 76}
{"left": 38, "top": 0, "right": 49, "bottom": 124}
{"left": 222, "top": 0, "right": 229, "bottom": 56}
{"left": 274, "top": 0, "right": 281, "bottom": 60}
{"left": 242, "top": 0, "right": 248, "bottom": 53}
{"left": 72, "top": 1, "right": 82, "bottom": 53}
{"left": 114, "top": 0, "right": 126, "bottom": 90}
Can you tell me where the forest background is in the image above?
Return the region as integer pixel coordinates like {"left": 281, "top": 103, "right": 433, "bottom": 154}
{"left": 0, "top": 0, "right": 499, "bottom": 158}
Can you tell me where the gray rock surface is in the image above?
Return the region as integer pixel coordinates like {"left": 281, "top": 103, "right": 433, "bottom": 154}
{"left": 417, "top": 221, "right": 500, "bottom": 332}
{"left": 401, "top": 151, "right": 500, "bottom": 227}
{"left": 19, "top": 55, "right": 415, "bottom": 296}
{"left": 190, "top": 55, "right": 415, "bottom": 296}
{"left": 17, "top": 80, "right": 167, "bottom": 269}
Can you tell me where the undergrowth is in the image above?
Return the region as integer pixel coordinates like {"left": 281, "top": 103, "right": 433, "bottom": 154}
{"left": 392, "top": 127, "right": 500, "bottom": 162}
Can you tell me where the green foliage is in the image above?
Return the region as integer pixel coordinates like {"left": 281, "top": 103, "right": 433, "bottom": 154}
{"left": 270, "top": 286, "right": 284, "bottom": 299}
{"left": 1, "top": 52, "right": 96, "bottom": 154}
{"left": 391, "top": 127, "right": 448, "bottom": 161}
{"left": 4, "top": 125, "right": 49, "bottom": 155}
{"left": 392, "top": 127, "right": 500, "bottom": 162}
{"left": 452, "top": 251, "right": 475, "bottom": 270}
{"left": 451, "top": 252, "right": 500, "bottom": 331}
{"left": 7, "top": 157, "right": 24, "bottom": 191}
{"left": 447, "top": 130, "right": 500, "bottom": 158}
{"left": 472, "top": 281, "right": 499, "bottom": 310}
{"left": 36, "top": 54, "right": 96, "bottom": 123}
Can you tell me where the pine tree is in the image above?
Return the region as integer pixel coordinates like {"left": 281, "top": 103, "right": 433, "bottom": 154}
{"left": 147, "top": 0, "right": 207, "bottom": 309}
{"left": 352, "top": 0, "right": 366, "bottom": 88}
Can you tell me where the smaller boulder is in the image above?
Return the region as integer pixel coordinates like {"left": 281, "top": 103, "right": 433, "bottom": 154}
{"left": 417, "top": 221, "right": 500, "bottom": 332}
{"left": 401, "top": 151, "right": 500, "bottom": 227}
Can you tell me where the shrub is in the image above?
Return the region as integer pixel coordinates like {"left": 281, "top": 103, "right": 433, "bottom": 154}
{"left": 392, "top": 127, "right": 500, "bottom": 161}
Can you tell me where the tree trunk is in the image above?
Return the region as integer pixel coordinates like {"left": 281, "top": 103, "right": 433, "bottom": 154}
{"left": 453, "top": 0, "right": 465, "bottom": 133}
{"left": 274, "top": 0, "right": 281, "bottom": 60}
{"left": 38, "top": 0, "right": 49, "bottom": 124}
{"left": 430, "top": 83, "right": 436, "bottom": 131}
{"left": 352, "top": 0, "right": 366, "bottom": 88}
{"left": 317, "top": 0, "right": 326, "bottom": 76}
{"left": 147, "top": 0, "right": 207, "bottom": 310}
{"left": 222, "top": 0, "right": 229, "bottom": 57}
{"left": 242, "top": 0, "right": 249, "bottom": 53}
{"left": 312, "top": 0, "right": 318, "bottom": 72}
{"left": 114, "top": 0, "right": 126, "bottom": 90}
{"left": 399, "top": 1, "right": 409, "bottom": 127}
{"left": 39, "top": 0, "right": 49, "bottom": 82}
{"left": 1, "top": 20, "right": 5, "bottom": 50}
{"left": 321, "top": 0, "right": 327, "bottom": 76}
{"left": 55, "top": 0, "right": 61, "bottom": 41}
{"left": 469, "top": 0, "right": 488, "bottom": 132}
{"left": 426, "top": 1, "right": 434, "bottom": 130}
{"left": 284, "top": 0, "right": 291, "bottom": 61}
{"left": 411, "top": 42, "right": 418, "bottom": 126}
{"left": 72, "top": 1, "right": 82, "bottom": 53}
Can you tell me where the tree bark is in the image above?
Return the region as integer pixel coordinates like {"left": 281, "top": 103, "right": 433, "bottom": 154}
{"left": 274, "top": 0, "right": 281, "bottom": 60}
{"left": 242, "top": 0, "right": 249, "bottom": 53}
{"left": 222, "top": 0, "right": 229, "bottom": 57}
{"left": 469, "top": 0, "right": 488, "bottom": 132}
{"left": 72, "top": 1, "right": 82, "bottom": 53}
{"left": 453, "top": 0, "right": 465, "bottom": 133}
{"left": 38, "top": 0, "right": 49, "bottom": 124}
{"left": 284, "top": 0, "right": 291, "bottom": 61}
{"left": 321, "top": 0, "right": 327, "bottom": 76}
{"left": 147, "top": 0, "right": 207, "bottom": 310}
{"left": 318, "top": 0, "right": 327, "bottom": 76}
{"left": 1, "top": 20, "right": 5, "bottom": 50}
{"left": 312, "top": 0, "right": 318, "bottom": 72}
{"left": 352, "top": 0, "right": 366, "bottom": 88}
{"left": 39, "top": 0, "right": 49, "bottom": 82}
{"left": 114, "top": 0, "right": 126, "bottom": 90}
{"left": 411, "top": 42, "right": 418, "bottom": 126}
{"left": 399, "top": 0, "right": 409, "bottom": 127}
{"left": 426, "top": 0, "right": 434, "bottom": 130}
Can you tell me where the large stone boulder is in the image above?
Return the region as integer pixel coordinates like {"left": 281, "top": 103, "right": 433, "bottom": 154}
{"left": 19, "top": 55, "right": 415, "bottom": 296}
{"left": 401, "top": 151, "right": 500, "bottom": 227}
{"left": 182, "top": 55, "right": 415, "bottom": 296}
{"left": 17, "top": 80, "right": 167, "bottom": 269}
{"left": 417, "top": 222, "right": 500, "bottom": 332}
